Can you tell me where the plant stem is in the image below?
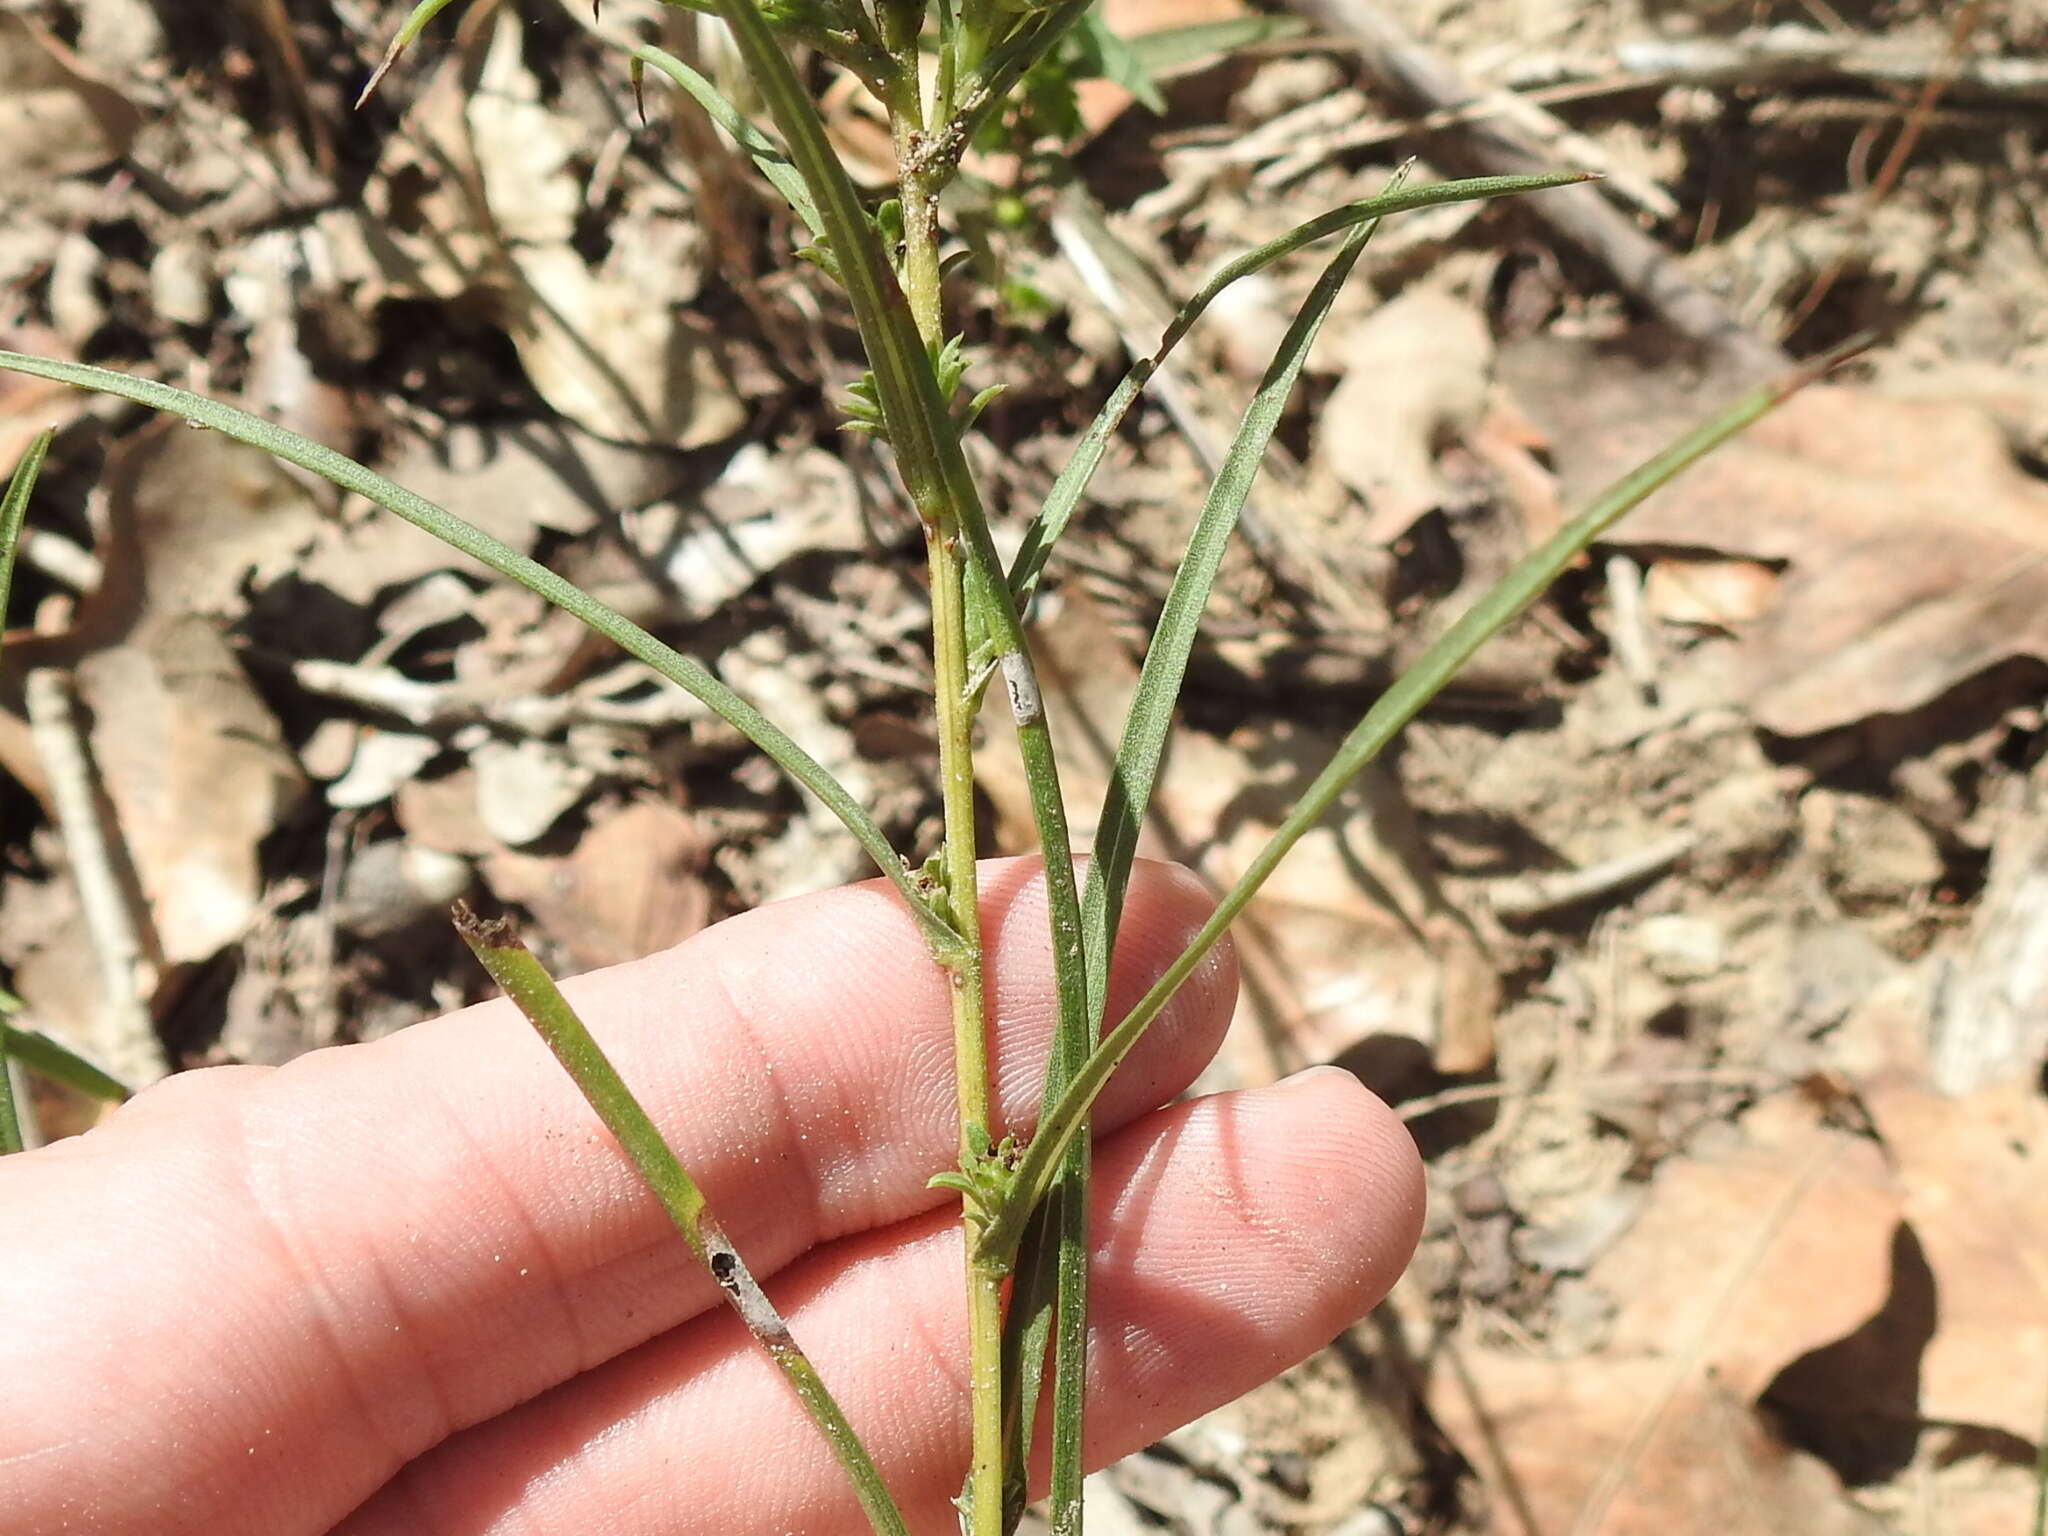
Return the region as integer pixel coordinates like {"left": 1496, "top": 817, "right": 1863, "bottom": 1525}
{"left": 927, "top": 524, "right": 990, "bottom": 1153}
{"left": 615, "top": 6, "right": 1094, "bottom": 1520}
{"left": 900, "top": 170, "right": 946, "bottom": 350}
{"left": 899, "top": 141, "right": 1008, "bottom": 1536}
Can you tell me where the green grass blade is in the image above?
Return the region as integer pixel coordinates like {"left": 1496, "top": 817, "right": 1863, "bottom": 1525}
{"left": 995, "top": 1198, "right": 1059, "bottom": 1530}
{"left": 1122, "top": 15, "right": 1307, "bottom": 75}
{"left": 0, "top": 353, "right": 957, "bottom": 959}
{"left": 983, "top": 340, "right": 1868, "bottom": 1262}
{"left": 455, "top": 906, "right": 910, "bottom": 1536}
{"left": 0, "top": 429, "right": 43, "bottom": 624}
{"left": 0, "top": 1019, "right": 131, "bottom": 1105}
{"left": 626, "top": 44, "right": 824, "bottom": 239}
{"left": 1083, "top": 213, "right": 1375, "bottom": 1033}
{"left": 2033, "top": 1381, "right": 2047, "bottom": 1536}
{"left": 959, "top": 0, "right": 1096, "bottom": 150}
{"left": 0, "top": 429, "right": 52, "bottom": 1153}
{"left": 1027, "top": 218, "right": 1382, "bottom": 1532}
{"left": 1008, "top": 171, "right": 1590, "bottom": 608}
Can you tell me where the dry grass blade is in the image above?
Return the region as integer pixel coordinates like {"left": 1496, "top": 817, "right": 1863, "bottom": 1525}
{"left": 455, "top": 905, "right": 912, "bottom": 1536}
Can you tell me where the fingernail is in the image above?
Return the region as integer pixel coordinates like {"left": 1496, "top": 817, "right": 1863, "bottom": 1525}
{"left": 1280, "top": 1064, "right": 1354, "bottom": 1092}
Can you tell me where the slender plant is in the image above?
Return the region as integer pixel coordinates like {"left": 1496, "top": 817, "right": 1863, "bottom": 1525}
{"left": 0, "top": 432, "right": 135, "bottom": 1153}
{"left": 0, "top": 0, "right": 1861, "bottom": 1527}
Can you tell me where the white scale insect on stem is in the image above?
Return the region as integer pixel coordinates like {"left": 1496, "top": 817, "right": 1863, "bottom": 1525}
{"left": 1000, "top": 649, "right": 1041, "bottom": 727}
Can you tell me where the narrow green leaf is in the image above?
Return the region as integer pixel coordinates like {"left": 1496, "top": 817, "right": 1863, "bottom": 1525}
{"left": 0, "top": 1021, "right": 130, "bottom": 1105}
{"left": 455, "top": 906, "right": 910, "bottom": 1536}
{"left": 0, "top": 352, "right": 958, "bottom": 961}
{"left": 1080, "top": 215, "right": 1374, "bottom": 1044}
{"left": 0, "top": 429, "right": 44, "bottom": 618}
{"left": 983, "top": 339, "right": 1869, "bottom": 1263}
{"left": 1031, "top": 213, "right": 1384, "bottom": 1536}
{"left": 1072, "top": 11, "right": 1167, "bottom": 113}
{"left": 2033, "top": 1384, "right": 2047, "bottom": 1536}
{"left": 1008, "top": 170, "right": 1592, "bottom": 608}
{"left": 960, "top": 0, "right": 1097, "bottom": 151}
{"left": 1123, "top": 15, "right": 1308, "bottom": 75}
{"left": 627, "top": 44, "right": 825, "bottom": 239}
{"left": 0, "top": 1008, "right": 18, "bottom": 1155}
{"left": 996, "top": 1199, "right": 1061, "bottom": 1526}
{"left": 0, "top": 429, "right": 52, "bottom": 1154}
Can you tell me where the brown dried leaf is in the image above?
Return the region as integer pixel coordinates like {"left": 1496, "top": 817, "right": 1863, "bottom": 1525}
{"left": 0, "top": 866, "right": 103, "bottom": 1060}
{"left": 4, "top": 417, "right": 325, "bottom": 676}
{"left": 1316, "top": 287, "right": 1495, "bottom": 544}
{"left": 394, "top": 767, "right": 500, "bottom": 858}
{"left": 1862, "top": 1073, "right": 2048, "bottom": 1443}
{"left": 1431, "top": 1074, "right": 2048, "bottom": 1533}
{"left": 1430, "top": 1095, "right": 1898, "bottom": 1535}
{"left": 76, "top": 617, "right": 306, "bottom": 964}
{"left": 1641, "top": 557, "right": 1780, "bottom": 628}
{"left": 0, "top": 333, "right": 83, "bottom": 470}
{"left": 1608, "top": 388, "right": 2048, "bottom": 735}
{"left": 462, "top": 14, "right": 740, "bottom": 447}
{"left": 1503, "top": 338, "right": 2048, "bottom": 736}
{"left": 480, "top": 797, "right": 709, "bottom": 973}
{"left": 0, "top": 14, "right": 140, "bottom": 191}
{"left": 298, "top": 420, "right": 688, "bottom": 605}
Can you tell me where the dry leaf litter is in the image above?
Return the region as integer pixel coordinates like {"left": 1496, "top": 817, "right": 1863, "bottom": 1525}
{"left": 1, "top": 0, "right": 2044, "bottom": 1530}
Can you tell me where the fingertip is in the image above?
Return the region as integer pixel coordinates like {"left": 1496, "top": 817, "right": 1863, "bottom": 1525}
{"left": 977, "top": 857, "right": 1237, "bottom": 1131}
{"left": 1273, "top": 1065, "right": 1427, "bottom": 1291}
{"left": 1110, "top": 858, "right": 1238, "bottom": 1029}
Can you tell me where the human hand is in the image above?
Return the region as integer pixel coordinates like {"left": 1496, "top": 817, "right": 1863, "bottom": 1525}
{"left": 1, "top": 858, "right": 1422, "bottom": 1534}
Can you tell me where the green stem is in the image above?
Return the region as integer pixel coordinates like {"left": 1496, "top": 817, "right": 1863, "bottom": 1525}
{"left": 965, "top": 1239, "right": 1008, "bottom": 1536}
{"left": 455, "top": 907, "right": 911, "bottom": 1536}
{"left": 928, "top": 527, "right": 990, "bottom": 1154}
{"left": 881, "top": 83, "right": 1007, "bottom": 1524}
{"left": 656, "top": 10, "right": 1094, "bottom": 1525}
{"left": 902, "top": 135, "right": 1006, "bottom": 1536}
{"left": 898, "top": 156, "right": 946, "bottom": 351}
{"left": 980, "top": 340, "right": 1868, "bottom": 1265}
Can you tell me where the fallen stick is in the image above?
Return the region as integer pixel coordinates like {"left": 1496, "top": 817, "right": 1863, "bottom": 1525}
{"left": 1287, "top": 0, "right": 1787, "bottom": 376}
{"left": 23, "top": 668, "right": 169, "bottom": 1087}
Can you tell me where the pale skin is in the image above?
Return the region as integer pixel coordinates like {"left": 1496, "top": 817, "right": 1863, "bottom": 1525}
{"left": 0, "top": 858, "right": 1424, "bottom": 1534}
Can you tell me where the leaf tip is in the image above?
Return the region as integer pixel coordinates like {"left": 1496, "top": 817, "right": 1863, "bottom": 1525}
{"left": 452, "top": 900, "right": 521, "bottom": 950}
{"left": 355, "top": 44, "right": 401, "bottom": 110}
